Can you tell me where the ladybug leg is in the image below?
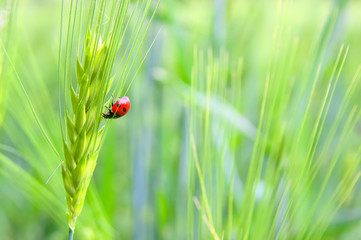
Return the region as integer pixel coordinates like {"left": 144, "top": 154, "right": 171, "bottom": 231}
{"left": 102, "top": 112, "right": 112, "bottom": 119}
{"left": 105, "top": 99, "right": 113, "bottom": 109}
{"left": 105, "top": 106, "right": 112, "bottom": 112}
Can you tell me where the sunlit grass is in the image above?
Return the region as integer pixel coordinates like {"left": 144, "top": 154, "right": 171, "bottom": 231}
{"left": 1, "top": 0, "right": 361, "bottom": 239}
{"left": 187, "top": 45, "right": 360, "bottom": 239}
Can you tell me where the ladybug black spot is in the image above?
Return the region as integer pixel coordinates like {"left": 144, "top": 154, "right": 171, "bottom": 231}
{"left": 123, "top": 107, "right": 127, "bottom": 112}
{"left": 117, "top": 104, "right": 120, "bottom": 107}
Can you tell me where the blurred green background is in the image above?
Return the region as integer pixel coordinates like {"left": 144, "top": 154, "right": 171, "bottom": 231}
{"left": 1, "top": 0, "right": 361, "bottom": 239}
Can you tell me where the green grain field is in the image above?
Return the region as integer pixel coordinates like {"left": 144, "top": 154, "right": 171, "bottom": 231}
{"left": 1, "top": 0, "right": 361, "bottom": 239}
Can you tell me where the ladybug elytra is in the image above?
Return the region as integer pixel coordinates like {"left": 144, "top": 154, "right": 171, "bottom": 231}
{"left": 102, "top": 96, "right": 131, "bottom": 119}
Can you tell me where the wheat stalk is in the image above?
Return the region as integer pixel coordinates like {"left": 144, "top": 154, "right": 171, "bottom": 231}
{"left": 61, "top": 30, "right": 109, "bottom": 233}
{"left": 58, "top": 0, "right": 158, "bottom": 237}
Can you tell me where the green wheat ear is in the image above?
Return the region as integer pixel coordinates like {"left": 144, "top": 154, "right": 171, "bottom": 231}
{"left": 62, "top": 30, "right": 109, "bottom": 231}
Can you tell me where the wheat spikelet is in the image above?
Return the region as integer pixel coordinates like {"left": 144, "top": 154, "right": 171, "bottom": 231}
{"left": 61, "top": 30, "right": 108, "bottom": 231}
{"left": 58, "top": 0, "right": 158, "bottom": 235}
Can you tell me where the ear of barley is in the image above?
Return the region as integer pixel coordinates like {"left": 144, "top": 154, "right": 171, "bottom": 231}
{"left": 59, "top": 0, "right": 158, "bottom": 235}
{"left": 62, "top": 30, "right": 110, "bottom": 231}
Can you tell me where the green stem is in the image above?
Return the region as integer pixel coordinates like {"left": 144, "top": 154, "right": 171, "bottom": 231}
{"left": 68, "top": 228, "right": 74, "bottom": 240}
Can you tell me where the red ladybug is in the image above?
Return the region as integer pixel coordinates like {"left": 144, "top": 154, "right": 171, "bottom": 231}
{"left": 102, "top": 96, "right": 131, "bottom": 119}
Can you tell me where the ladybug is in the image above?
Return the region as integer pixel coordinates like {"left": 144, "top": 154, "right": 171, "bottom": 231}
{"left": 102, "top": 96, "right": 131, "bottom": 119}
